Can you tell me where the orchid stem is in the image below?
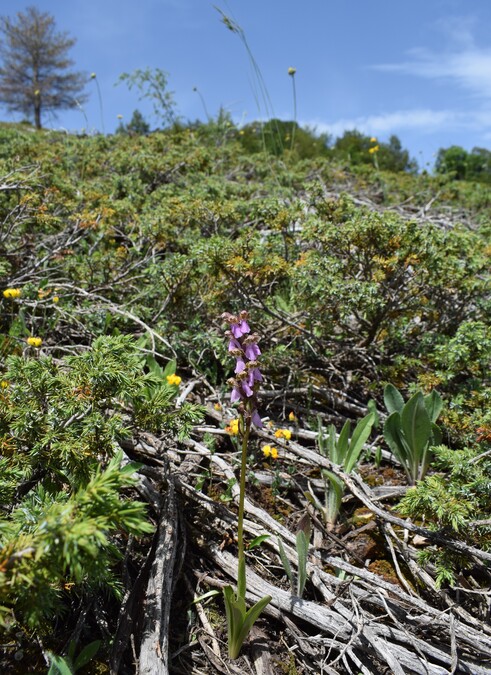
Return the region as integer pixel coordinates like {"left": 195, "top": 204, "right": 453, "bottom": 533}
{"left": 237, "top": 413, "right": 250, "bottom": 597}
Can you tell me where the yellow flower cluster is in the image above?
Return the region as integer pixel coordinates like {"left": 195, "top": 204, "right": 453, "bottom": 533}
{"left": 262, "top": 445, "right": 278, "bottom": 459}
{"left": 1, "top": 380, "right": 9, "bottom": 389}
{"left": 166, "top": 373, "right": 182, "bottom": 386}
{"left": 368, "top": 145, "right": 379, "bottom": 154}
{"left": 274, "top": 428, "right": 292, "bottom": 440}
{"left": 27, "top": 337, "right": 42, "bottom": 347}
{"left": 225, "top": 418, "right": 240, "bottom": 435}
{"left": 3, "top": 288, "right": 21, "bottom": 299}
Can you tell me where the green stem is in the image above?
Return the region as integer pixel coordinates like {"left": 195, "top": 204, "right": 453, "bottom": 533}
{"left": 237, "top": 415, "right": 250, "bottom": 562}
{"left": 237, "top": 411, "right": 250, "bottom": 599}
{"left": 290, "top": 75, "right": 297, "bottom": 153}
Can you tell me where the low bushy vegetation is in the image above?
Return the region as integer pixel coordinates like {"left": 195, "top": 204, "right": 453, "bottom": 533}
{"left": 0, "top": 118, "right": 490, "bottom": 671}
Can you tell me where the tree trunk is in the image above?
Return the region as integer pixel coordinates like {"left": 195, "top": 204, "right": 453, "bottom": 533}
{"left": 34, "top": 102, "right": 41, "bottom": 130}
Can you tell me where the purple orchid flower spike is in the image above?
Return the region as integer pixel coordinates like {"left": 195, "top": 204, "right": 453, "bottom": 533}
{"left": 221, "top": 310, "right": 263, "bottom": 428}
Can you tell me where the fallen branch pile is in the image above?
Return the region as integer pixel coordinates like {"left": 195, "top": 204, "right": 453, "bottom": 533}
{"left": 114, "top": 399, "right": 491, "bottom": 675}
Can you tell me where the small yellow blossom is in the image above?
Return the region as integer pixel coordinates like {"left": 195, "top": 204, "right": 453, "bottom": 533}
{"left": 117, "top": 114, "right": 123, "bottom": 119}
{"left": 225, "top": 418, "right": 240, "bottom": 435}
{"left": 288, "top": 67, "right": 297, "bottom": 76}
{"left": 166, "top": 373, "right": 182, "bottom": 386}
{"left": 262, "top": 445, "right": 278, "bottom": 459}
{"left": 1, "top": 380, "right": 8, "bottom": 389}
{"left": 288, "top": 411, "right": 297, "bottom": 422}
{"left": 370, "top": 137, "right": 377, "bottom": 143}
{"left": 3, "top": 288, "right": 21, "bottom": 299}
{"left": 27, "top": 337, "right": 42, "bottom": 348}
{"left": 53, "top": 296, "right": 59, "bottom": 303}
{"left": 213, "top": 402, "right": 222, "bottom": 411}
{"left": 368, "top": 145, "right": 379, "bottom": 154}
{"left": 274, "top": 428, "right": 292, "bottom": 440}
{"left": 90, "top": 73, "right": 97, "bottom": 79}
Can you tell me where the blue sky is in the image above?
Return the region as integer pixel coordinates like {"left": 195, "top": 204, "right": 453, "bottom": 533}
{"left": 3, "top": 0, "right": 491, "bottom": 169}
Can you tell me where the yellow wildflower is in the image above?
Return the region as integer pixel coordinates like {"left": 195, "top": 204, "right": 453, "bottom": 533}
{"left": 27, "top": 337, "right": 42, "bottom": 348}
{"left": 213, "top": 402, "right": 222, "bottom": 411}
{"left": 274, "top": 428, "right": 292, "bottom": 440}
{"left": 288, "top": 67, "right": 297, "bottom": 76}
{"left": 288, "top": 411, "right": 297, "bottom": 422}
{"left": 166, "top": 373, "right": 182, "bottom": 386}
{"left": 370, "top": 137, "right": 377, "bottom": 143}
{"left": 53, "top": 296, "right": 59, "bottom": 303}
{"left": 117, "top": 114, "right": 123, "bottom": 119}
{"left": 368, "top": 145, "right": 379, "bottom": 154}
{"left": 1, "top": 380, "right": 8, "bottom": 389}
{"left": 3, "top": 288, "right": 21, "bottom": 299}
{"left": 262, "top": 445, "right": 278, "bottom": 459}
{"left": 225, "top": 418, "right": 240, "bottom": 435}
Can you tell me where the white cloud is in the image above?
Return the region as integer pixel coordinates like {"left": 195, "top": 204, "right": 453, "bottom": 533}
{"left": 373, "top": 18, "right": 491, "bottom": 101}
{"left": 305, "top": 108, "right": 480, "bottom": 139}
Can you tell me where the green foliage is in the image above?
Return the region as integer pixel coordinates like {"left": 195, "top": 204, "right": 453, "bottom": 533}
{"left": 383, "top": 384, "right": 442, "bottom": 483}
{"left": 277, "top": 516, "right": 311, "bottom": 598}
{"left": 238, "top": 119, "right": 331, "bottom": 160}
{"left": 47, "top": 639, "right": 101, "bottom": 674}
{"left": 333, "top": 130, "right": 417, "bottom": 172}
{"left": 398, "top": 445, "right": 491, "bottom": 586}
{"left": 223, "top": 580, "right": 272, "bottom": 660}
{"left": 307, "top": 413, "right": 375, "bottom": 527}
{"left": 116, "top": 109, "right": 150, "bottom": 135}
{"left": 436, "top": 145, "right": 491, "bottom": 183}
{"left": 117, "top": 67, "right": 178, "bottom": 127}
{"left": 0, "top": 334, "right": 201, "bottom": 633}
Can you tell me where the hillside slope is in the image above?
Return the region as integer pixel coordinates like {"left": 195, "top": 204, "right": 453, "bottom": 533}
{"left": 0, "top": 123, "right": 490, "bottom": 673}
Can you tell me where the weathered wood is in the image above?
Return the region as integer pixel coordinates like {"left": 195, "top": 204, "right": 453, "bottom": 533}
{"left": 138, "top": 477, "right": 178, "bottom": 675}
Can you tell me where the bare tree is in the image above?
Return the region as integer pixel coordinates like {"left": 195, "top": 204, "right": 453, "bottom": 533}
{"left": 0, "top": 6, "right": 88, "bottom": 129}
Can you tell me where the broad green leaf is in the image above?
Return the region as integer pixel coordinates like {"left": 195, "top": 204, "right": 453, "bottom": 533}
{"left": 430, "top": 422, "right": 442, "bottom": 446}
{"left": 47, "top": 654, "right": 73, "bottom": 675}
{"left": 234, "top": 594, "right": 272, "bottom": 657}
{"left": 367, "top": 399, "right": 380, "bottom": 428}
{"left": 384, "top": 384, "right": 405, "bottom": 414}
{"left": 162, "top": 358, "right": 177, "bottom": 378}
{"left": 277, "top": 537, "right": 293, "bottom": 588}
{"left": 145, "top": 354, "right": 164, "bottom": 379}
{"left": 325, "top": 471, "right": 344, "bottom": 527}
{"left": 223, "top": 585, "right": 246, "bottom": 659}
{"left": 383, "top": 411, "right": 411, "bottom": 476}
{"left": 401, "top": 392, "right": 432, "bottom": 459}
{"left": 344, "top": 412, "right": 375, "bottom": 472}
{"left": 424, "top": 390, "right": 443, "bottom": 423}
{"left": 74, "top": 640, "right": 101, "bottom": 671}
{"left": 336, "top": 420, "right": 351, "bottom": 463}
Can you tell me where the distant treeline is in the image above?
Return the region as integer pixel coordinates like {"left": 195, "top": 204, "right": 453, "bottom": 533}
{"left": 115, "top": 109, "right": 491, "bottom": 182}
